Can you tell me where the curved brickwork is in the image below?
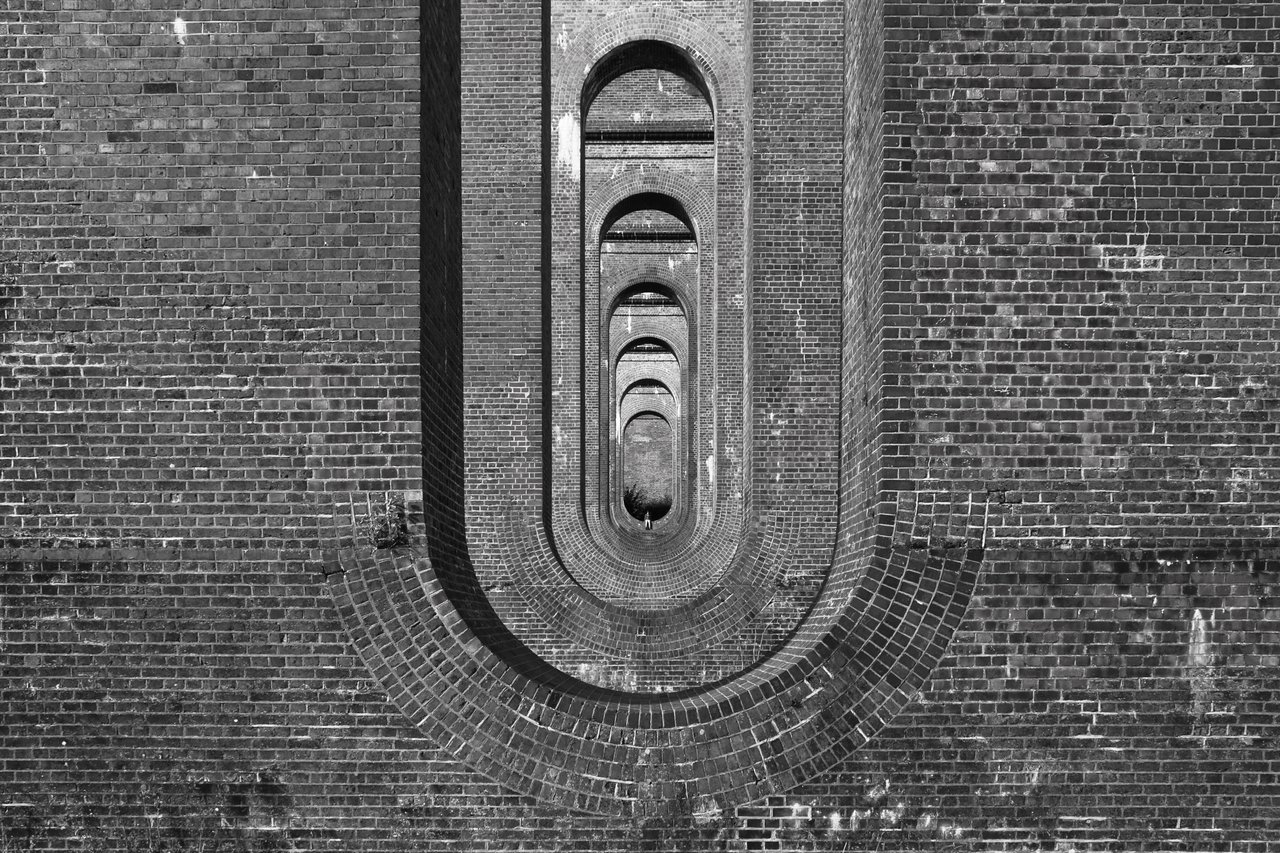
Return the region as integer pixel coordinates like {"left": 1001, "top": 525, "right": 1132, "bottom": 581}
{"left": 578, "top": 174, "right": 717, "bottom": 556}
{"left": 328, "top": 492, "right": 983, "bottom": 816}
{"left": 496, "top": 506, "right": 800, "bottom": 655}
{"left": 469, "top": 45, "right": 830, "bottom": 664}
{"left": 607, "top": 209, "right": 695, "bottom": 237}
{"left": 6, "top": 0, "right": 1280, "bottom": 845}
{"left": 605, "top": 269, "right": 701, "bottom": 545}
{"left": 548, "top": 7, "right": 751, "bottom": 577}
{"left": 454, "top": 0, "right": 845, "bottom": 690}
{"left": 588, "top": 69, "right": 714, "bottom": 136}
{"left": 326, "top": 0, "right": 975, "bottom": 807}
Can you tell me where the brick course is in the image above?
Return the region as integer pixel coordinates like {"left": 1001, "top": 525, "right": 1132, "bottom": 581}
{"left": 2, "top": 0, "right": 1279, "bottom": 847}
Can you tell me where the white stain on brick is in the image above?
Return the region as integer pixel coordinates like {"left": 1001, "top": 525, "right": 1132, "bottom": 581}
{"left": 1188, "top": 608, "right": 1217, "bottom": 727}
{"left": 172, "top": 16, "right": 189, "bottom": 46}
{"left": 1227, "top": 467, "right": 1258, "bottom": 503}
{"left": 1189, "top": 608, "right": 1213, "bottom": 668}
{"left": 879, "top": 801, "right": 905, "bottom": 825}
{"left": 692, "top": 797, "right": 721, "bottom": 826}
{"left": 1098, "top": 242, "right": 1164, "bottom": 272}
{"left": 556, "top": 112, "right": 580, "bottom": 181}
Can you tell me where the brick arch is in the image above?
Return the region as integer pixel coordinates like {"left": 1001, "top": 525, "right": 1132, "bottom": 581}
{"left": 546, "top": 7, "right": 747, "bottom": 582}
{"left": 321, "top": 0, "right": 984, "bottom": 819}
{"left": 587, "top": 173, "right": 712, "bottom": 247}
{"left": 582, "top": 39, "right": 712, "bottom": 117}
{"left": 609, "top": 280, "right": 690, "bottom": 315}
{"left": 599, "top": 192, "right": 697, "bottom": 244}
{"left": 328, "top": 493, "right": 984, "bottom": 817}
{"left": 621, "top": 408, "right": 671, "bottom": 427}
{"left": 621, "top": 377, "right": 674, "bottom": 399}
{"left": 558, "top": 5, "right": 744, "bottom": 126}
{"left": 616, "top": 333, "right": 684, "bottom": 368}
{"left": 572, "top": 164, "right": 724, "bottom": 562}
{"left": 605, "top": 265, "right": 696, "bottom": 319}
{"left": 474, "top": 0, "right": 795, "bottom": 669}
{"left": 605, "top": 272, "right": 698, "bottom": 543}
{"left": 613, "top": 338, "right": 686, "bottom": 532}
{"left": 592, "top": 246, "right": 705, "bottom": 557}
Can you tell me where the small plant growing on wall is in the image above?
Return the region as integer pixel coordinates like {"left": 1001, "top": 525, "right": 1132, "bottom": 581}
{"left": 362, "top": 492, "right": 410, "bottom": 550}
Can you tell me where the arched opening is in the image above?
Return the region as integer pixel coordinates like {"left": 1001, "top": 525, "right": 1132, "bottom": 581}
{"left": 578, "top": 46, "right": 712, "bottom": 547}
{"left": 582, "top": 41, "right": 713, "bottom": 128}
{"left": 613, "top": 338, "right": 681, "bottom": 529}
{"left": 620, "top": 409, "right": 674, "bottom": 526}
{"left": 607, "top": 289, "right": 688, "bottom": 532}
{"left": 598, "top": 200, "right": 696, "bottom": 540}
{"left": 546, "top": 27, "right": 744, "bottom": 577}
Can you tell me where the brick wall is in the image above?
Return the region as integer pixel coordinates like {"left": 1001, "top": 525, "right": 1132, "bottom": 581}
{"left": 0, "top": 0, "right": 420, "bottom": 553}
{"left": 3, "top": 0, "right": 1279, "bottom": 849}
{"left": 885, "top": 2, "right": 1280, "bottom": 549}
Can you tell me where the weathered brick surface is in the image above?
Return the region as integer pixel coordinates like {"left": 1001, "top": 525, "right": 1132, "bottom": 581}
{"left": 884, "top": 2, "right": 1280, "bottom": 549}
{"left": 0, "top": 0, "right": 420, "bottom": 553}
{"left": 3, "top": 553, "right": 1276, "bottom": 848}
{"left": 3, "top": 0, "right": 1280, "bottom": 847}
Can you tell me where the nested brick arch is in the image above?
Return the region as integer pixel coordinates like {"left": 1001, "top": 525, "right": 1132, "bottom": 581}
{"left": 618, "top": 402, "right": 678, "bottom": 526}
{"left": 582, "top": 39, "right": 712, "bottom": 117}
{"left": 322, "top": 0, "right": 990, "bottom": 820}
{"left": 577, "top": 172, "right": 722, "bottom": 558}
{"left": 615, "top": 332, "right": 685, "bottom": 372}
{"left": 560, "top": 5, "right": 744, "bottom": 124}
{"left": 445, "top": 1, "right": 782, "bottom": 663}
{"left": 605, "top": 209, "right": 695, "bottom": 240}
{"left": 553, "top": 9, "right": 745, "bottom": 573}
{"left": 598, "top": 191, "right": 697, "bottom": 241}
{"left": 605, "top": 278, "right": 698, "bottom": 544}
{"left": 589, "top": 179, "right": 710, "bottom": 245}
{"left": 613, "top": 337, "right": 685, "bottom": 531}
{"left": 621, "top": 376, "right": 673, "bottom": 398}
{"left": 330, "top": 494, "right": 983, "bottom": 816}
{"left": 609, "top": 280, "right": 690, "bottom": 313}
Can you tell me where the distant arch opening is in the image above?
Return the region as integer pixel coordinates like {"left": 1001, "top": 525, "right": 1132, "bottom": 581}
{"left": 600, "top": 208, "right": 694, "bottom": 538}
{"left": 614, "top": 341, "right": 681, "bottom": 530}
{"left": 621, "top": 410, "right": 674, "bottom": 525}
{"left": 582, "top": 40, "right": 712, "bottom": 126}
{"left": 566, "top": 36, "right": 719, "bottom": 553}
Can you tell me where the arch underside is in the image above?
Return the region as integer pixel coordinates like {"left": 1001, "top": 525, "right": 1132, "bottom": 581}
{"left": 324, "top": 0, "right": 987, "bottom": 818}
{"left": 326, "top": 496, "right": 983, "bottom": 816}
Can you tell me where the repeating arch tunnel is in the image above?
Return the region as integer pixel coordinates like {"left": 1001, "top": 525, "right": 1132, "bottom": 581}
{"left": 328, "top": 3, "right": 986, "bottom": 818}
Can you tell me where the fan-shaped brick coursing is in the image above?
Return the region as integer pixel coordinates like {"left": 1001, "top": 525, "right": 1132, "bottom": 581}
{"left": 326, "top": 497, "right": 983, "bottom": 816}
{"left": 324, "top": 0, "right": 986, "bottom": 817}
{"left": 443, "top": 2, "right": 849, "bottom": 688}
